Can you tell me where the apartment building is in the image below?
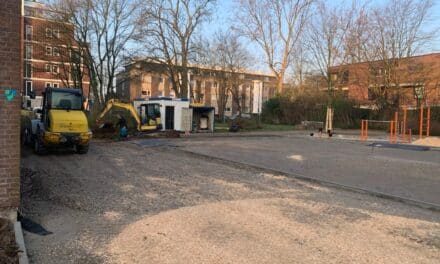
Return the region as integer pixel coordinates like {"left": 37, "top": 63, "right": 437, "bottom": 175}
{"left": 116, "top": 60, "right": 278, "bottom": 116}
{"left": 328, "top": 53, "right": 440, "bottom": 107}
{"left": 23, "top": 0, "right": 89, "bottom": 96}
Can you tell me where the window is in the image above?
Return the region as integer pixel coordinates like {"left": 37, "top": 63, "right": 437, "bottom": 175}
{"left": 239, "top": 74, "right": 245, "bottom": 80}
{"left": 414, "top": 85, "right": 425, "bottom": 99}
{"left": 25, "top": 9, "right": 35, "bottom": 17}
{"left": 25, "top": 45, "right": 32, "bottom": 59}
{"left": 25, "top": 63, "right": 32, "bottom": 78}
{"left": 46, "top": 64, "right": 51, "bottom": 72}
{"left": 341, "top": 70, "right": 349, "bottom": 84}
{"left": 51, "top": 90, "right": 83, "bottom": 110}
{"left": 53, "top": 83, "right": 59, "bottom": 88}
{"left": 46, "top": 28, "right": 52, "bottom": 38}
{"left": 71, "top": 49, "right": 82, "bottom": 63}
{"left": 213, "top": 82, "right": 218, "bottom": 88}
{"left": 25, "top": 25, "right": 32, "bottom": 41}
{"left": 46, "top": 46, "right": 52, "bottom": 56}
{"left": 53, "top": 47, "right": 60, "bottom": 56}
{"left": 53, "top": 29, "right": 60, "bottom": 38}
{"left": 142, "top": 90, "right": 151, "bottom": 96}
{"left": 52, "top": 65, "right": 59, "bottom": 74}
{"left": 331, "top": 73, "right": 338, "bottom": 81}
{"left": 25, "top": 81, "right": 33, "bottom": 96}
{"left": 46, "top": 82, "right": 52, "bottom": 88}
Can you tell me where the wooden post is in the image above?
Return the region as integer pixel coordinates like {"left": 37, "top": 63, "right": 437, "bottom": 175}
{"left": 390, "top": 121, "right": 394, "bottom": 143}
{"left": 361, "top": 120, "right": 364, "bottom": 141}
{"left": 420, "top": 106, "right": 423, "bottom": 139}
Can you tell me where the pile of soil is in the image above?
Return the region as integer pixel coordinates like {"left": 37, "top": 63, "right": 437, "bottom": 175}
{"left": 93, "top": 122, "right": 117, "bottom": 139}
{"left": 412, "top": 136, "right": 440, "bottom": 147}
{"left": 0, "top": 218, "right": 18, "bottom": 264}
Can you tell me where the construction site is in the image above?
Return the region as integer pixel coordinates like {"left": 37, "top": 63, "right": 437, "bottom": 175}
{"left": 1, "top": 1, "right": 440, "bottom": 264}
{"left": 5, "top": 85, "right": 440, "bottom": 263}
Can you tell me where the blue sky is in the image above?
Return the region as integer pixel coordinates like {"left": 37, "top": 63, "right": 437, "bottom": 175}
{"left": 200, "top": 0, "right": 440, "bottom": 73}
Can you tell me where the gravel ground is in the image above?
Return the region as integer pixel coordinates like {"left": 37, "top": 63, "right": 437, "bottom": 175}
{"left": 20, "top": 140, "right": 440, "bottom": 263}
{"left": 0, "top": 218, "right": 18, "bottom": 264}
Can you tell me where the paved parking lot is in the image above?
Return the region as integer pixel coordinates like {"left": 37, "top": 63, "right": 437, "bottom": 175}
{"left": 178, "top": 135, "right": 440, "bottom": 206}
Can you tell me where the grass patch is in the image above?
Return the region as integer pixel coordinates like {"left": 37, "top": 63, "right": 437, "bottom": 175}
{"left": 215, "top": 119, "right": 295, "bottom": 132}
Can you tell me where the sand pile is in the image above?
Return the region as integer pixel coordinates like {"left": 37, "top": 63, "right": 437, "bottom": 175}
{"left": 412, "top": 136, "right": 440, "bottom": 147}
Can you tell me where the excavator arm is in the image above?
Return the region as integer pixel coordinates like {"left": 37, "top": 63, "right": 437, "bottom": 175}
{"left": 96, "top": 99, "right": 142, "bottom": 131}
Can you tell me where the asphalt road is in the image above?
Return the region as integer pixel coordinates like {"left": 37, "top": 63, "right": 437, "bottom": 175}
{"left": 178, "top": 135, "right": 440, "bottom": 206}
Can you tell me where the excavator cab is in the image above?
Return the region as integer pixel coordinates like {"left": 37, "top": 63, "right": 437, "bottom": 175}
{"left": 139, "top": 103, "right": 162, "bottom": 130}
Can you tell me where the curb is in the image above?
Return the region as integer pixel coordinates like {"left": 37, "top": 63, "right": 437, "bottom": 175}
{"left": 14, "top": 221, "right": 29, "bottom": 264}
{"left": 179, "top": 149, "right": 440, "bottom": 212}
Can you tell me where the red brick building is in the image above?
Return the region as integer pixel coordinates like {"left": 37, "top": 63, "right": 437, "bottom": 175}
{"left": 0, "top": 0, "right": 22, "bottom": 218}
{"left": 23, "top": 0, "right": 89, "bottom": 96}
{"left": 328, "top": 53, "right": 440, "bottom": 108}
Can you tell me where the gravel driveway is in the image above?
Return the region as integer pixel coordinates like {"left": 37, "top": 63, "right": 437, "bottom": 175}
{"left": 20, "top": 139, "right": 440, "bottom": 263}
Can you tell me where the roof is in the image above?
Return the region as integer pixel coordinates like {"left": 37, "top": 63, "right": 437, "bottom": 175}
{"left": 329, "top": 52, "right": 440, "bottom": 70}
{"left": 126, "top": 58, "right": 277, "bottom": 78}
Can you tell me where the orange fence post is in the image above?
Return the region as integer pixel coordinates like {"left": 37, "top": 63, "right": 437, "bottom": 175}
{"left": 402, "top": 108, "right": 407, "bottom": 142}
{"left": 419, "top": 105, "right": 424, "bottom": 139}
{"left": 427, "top": 106, "right": 431, "bottom": 137}
{"left": 360, "top": 120, "right": 369, "bottom": 141}
{"left": 394, "top": 111, "right": 398, "bottom": 143}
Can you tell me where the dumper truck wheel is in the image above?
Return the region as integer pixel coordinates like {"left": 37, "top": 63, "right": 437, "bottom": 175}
{"left": 21, "top": 128, "right": 31, "bottom": 146}
{"left": 33, "top": 127, "right": 46, "bottom": 155}
{"left": 76, "top": 144, "right": 89, "bottom": 154}
{"left": 34, "top": 137, "right": 46, "bottom": 155}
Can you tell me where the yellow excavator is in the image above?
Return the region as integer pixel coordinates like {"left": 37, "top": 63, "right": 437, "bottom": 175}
{"left": 96, "top": 99, "right": 162, "bottom": 132}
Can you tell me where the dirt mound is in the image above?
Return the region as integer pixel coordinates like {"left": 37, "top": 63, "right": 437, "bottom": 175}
{"left": 108, "top": 198, "right": 440, "bottom": 264}
{"left": 413, "top": 137, "right": 440, "bottom": 147}
{"left": 0, "top": 218, "right": 18, "bottom": 264}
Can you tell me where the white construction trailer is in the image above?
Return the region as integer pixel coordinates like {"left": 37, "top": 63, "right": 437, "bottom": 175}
{"left": 133, "top": 98, "right": 214, "bottom": 133}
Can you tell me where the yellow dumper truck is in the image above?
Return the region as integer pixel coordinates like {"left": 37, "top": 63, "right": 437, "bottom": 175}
{"left": 21, "top": 87, "right": 92, "bottom": 154}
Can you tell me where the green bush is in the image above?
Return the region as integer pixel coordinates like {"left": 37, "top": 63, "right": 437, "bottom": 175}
{"left": 262, "top": 95, "right": 440, "bottom": 133}
{"left": 262, "top": 94, "right": 367, "bottom": 129}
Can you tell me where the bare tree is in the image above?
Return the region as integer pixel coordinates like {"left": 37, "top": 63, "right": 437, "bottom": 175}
{"left": 363, "top": 0, "right": 436, "bottom": 109}
{"left": 305, "top": 0, "right": 357, "bottom": 95}
{"left": 202, "top": 31, "right": 253, "bottom": 118}
{"left": 49, "top": 0, "right": 141, "bottom": 107}
{"left": 141, "top": 0, "right": 215, "bottom": 99}
{"left": 235, "top": 0, "right": 313, "bottom": 95}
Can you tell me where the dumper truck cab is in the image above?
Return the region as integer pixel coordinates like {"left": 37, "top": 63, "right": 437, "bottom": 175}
{"left": 25, "top": 88, "right": 92, "bottom": 154}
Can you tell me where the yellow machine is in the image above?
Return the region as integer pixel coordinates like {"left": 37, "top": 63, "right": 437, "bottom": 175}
{"left": 96, "top": 99, "right": 162, "bottom": 132}
{"left": 22, "top": 87, "right": 92, "bottom": 154}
